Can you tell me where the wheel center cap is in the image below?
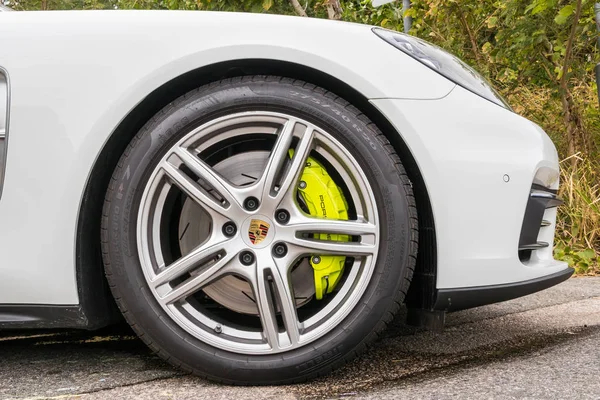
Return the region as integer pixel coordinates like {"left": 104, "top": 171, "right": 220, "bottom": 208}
{"left": 241, "top": 215, "right": 275, "bottom": 249}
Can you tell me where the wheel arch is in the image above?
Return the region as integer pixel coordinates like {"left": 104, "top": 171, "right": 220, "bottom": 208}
{"left": 75, "top": 59, "right": 437, "bottom": 328}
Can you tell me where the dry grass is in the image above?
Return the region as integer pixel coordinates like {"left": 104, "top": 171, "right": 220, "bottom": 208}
{"left": 503, "top": 81, "right": 600, "bottom": 274}
{"left": 554, "top": 154, "right": 600, "bottom": 274}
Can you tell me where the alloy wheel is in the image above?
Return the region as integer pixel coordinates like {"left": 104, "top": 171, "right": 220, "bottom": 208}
{"left": 137, "top": 111, "right": 380, "bottom": 354}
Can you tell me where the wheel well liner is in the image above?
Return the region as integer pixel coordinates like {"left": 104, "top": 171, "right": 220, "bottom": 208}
{"left": 75, "top": 59, "right": 438, "bottom": 328}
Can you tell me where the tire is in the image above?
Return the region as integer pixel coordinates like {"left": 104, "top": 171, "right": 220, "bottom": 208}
{"left": 101, "top": 75, "right": 418, "bottom": 385}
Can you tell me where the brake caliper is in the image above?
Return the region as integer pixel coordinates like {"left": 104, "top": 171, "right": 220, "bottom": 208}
{"left": 296, "top": 155, "right": 349, "bottom": 300}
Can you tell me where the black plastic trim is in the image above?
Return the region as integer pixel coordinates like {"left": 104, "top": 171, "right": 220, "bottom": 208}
{"left": 530, "top": 192, "right": 563, "bottom": 208}
{"left": 75, "top": 168, "right": 122, "bottom": 330}
{"left": 434, "top": 267, "right": 574, "bottom": 311}
{"left": 519, "top": 241, "right": 549, "bottom": 251}
{"left": 0, "top": 305, "right": 91, "bottom": 329}
{"left": 531, "top": 183, "right": 558, "bottom": 194}
{"left": 519, "top": 186, "right": 563, "bottom": 253}
{"left": 406, "top": 308, "right": 446, "bottom": 332}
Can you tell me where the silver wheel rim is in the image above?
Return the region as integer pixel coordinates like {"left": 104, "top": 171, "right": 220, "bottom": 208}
{"left": 137, "top": 111, "right": 379, "bottom": 355}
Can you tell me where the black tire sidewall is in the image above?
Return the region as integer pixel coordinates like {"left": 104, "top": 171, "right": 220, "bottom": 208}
{"left": 103, "top": 77, "right": 413, "bottom": 384}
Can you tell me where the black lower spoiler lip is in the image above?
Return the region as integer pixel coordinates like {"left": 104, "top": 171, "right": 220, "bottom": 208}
{"left": 434, "top": 267, "right": 574, "bottom": 312}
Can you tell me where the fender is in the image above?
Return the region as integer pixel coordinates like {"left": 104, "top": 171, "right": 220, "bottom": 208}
{"left": 0, "top": 11, "right": 452, "bottom": 305}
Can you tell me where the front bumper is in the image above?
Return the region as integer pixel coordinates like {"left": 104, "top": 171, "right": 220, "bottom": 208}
{"left": 371, "top": 84, "right": 569, "bottom": 294}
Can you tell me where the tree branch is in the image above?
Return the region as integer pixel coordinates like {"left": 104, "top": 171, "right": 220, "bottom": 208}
{"left": 288, "top": 0, "right": 307, "bottom": 17}
{"left": 325, "top": 0, "right": 342, "bottom": 20}
{"left": 454, "top": 3, "right": 481, "bottom": 62}
{"left": 559, "top": 0, "right": 583, "bottom": 93}
{"left": 558, "top": 0, "right": 583, "bottom": 157}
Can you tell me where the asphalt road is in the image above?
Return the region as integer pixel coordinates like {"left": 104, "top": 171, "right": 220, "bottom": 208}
{"left": 1, "top": 277, "right": 599, "bottom": 400}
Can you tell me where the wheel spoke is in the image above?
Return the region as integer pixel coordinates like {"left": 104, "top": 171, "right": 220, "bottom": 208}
{"left": 260, "top": 122, "right": 314, "bottom": 209}
{"left": 288, "top": 236, "right": 377, "bottom": 256}
{"left": 254, "top": 269, "right": 279, "bottom": 349}
{"left": 161, "top": 162, "right": 230, "bottom": 219}
{"left": 173, "top": 147, "right": 244, "bottom": 212}
{"left": 260, "top": 120, "right": 296, "bottom": 200}
{"left": 151, "top": 237, "right": 230, "bottom": 288}
{"left": 289, "top": 218, "right": 378, "bottom": 237}
{"left": 252, "top": 263, "right": 300, "bottom": 350}
{"left": 270, "top": 261, "right": 301, "bottom": 347}
{"left": 157, "top": 250, "right": 238, "bottom": 306}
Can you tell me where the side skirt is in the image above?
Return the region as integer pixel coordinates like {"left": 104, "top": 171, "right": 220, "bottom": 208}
{"left": 0, "top": 305, "right": 98, "bottom": 330}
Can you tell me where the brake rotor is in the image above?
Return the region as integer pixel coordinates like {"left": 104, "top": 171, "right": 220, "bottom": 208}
{"left": 178, "top": 151, "right": 315, "bottom": 315}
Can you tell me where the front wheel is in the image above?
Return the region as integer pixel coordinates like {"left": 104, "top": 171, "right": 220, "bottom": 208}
{"left": 101, "top": 76, "right": 418, "bottom": 384}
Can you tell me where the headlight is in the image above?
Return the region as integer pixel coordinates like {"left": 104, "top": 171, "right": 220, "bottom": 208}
{"left": 373, "top": 28, "right": 510, "bottom": 110}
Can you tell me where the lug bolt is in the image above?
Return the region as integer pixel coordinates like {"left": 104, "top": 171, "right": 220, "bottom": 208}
{"left": 222, "top": 222, "right": 237, "bottom": 237}
{"left": 244, "top": 197, "right": 259, "bottom": 211}
{"left": 273, "top": 243, "right": 288, "bottom": 258}
{"left": 214, "top": 324, "right": 222, "bottom": 334}
{"left": 240, "top": 251, "right": 255, "bottom": 266}
{"left": 276, "top": 209, "right": 290, "bottom": 224}
{"left": 312, "top": 256, "right": 321, "bottom": 264}
{"left": 299, "top": 181, "right": 307, "bottom": 189}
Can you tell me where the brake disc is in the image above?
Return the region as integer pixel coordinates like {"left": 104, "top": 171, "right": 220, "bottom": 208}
{"left": 178, "top": 149, "right": 350, "bottom": 314}
{"left": 178, "top": 151, "right": 315, "bottom": 315}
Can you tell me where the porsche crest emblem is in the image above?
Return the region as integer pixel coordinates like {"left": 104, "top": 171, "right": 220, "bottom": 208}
{"left": 248, "top": 219, "right": 270, "bottom": 245}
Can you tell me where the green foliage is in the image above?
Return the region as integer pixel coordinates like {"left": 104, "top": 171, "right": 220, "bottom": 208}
{"left": 406, "top": 0, "right": 596, "bottom": 88}
{"left": 554, "top": 245, "right": 597, "bottom": 273}
{"left": 341, "top": 1, "right": 403, "bottom": 30}
{"left": 5, "top": 0, "right": 115, "bottom": 9}
{"left": 555, "top": 4, "right": 574, "bottom": 24}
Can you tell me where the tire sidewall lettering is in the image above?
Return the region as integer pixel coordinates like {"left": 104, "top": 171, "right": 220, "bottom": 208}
{"left": 289, "top": 90, "right": 378, "bottom": 151}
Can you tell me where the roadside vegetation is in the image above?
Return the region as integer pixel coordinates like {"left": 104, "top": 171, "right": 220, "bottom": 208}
{"left": 5, "top": 0, "right": 599, "bottom": 273}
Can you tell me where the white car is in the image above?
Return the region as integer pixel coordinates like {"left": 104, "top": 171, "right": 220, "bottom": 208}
{"left": 0, "top": 9, "right": 571, "bottom": 384}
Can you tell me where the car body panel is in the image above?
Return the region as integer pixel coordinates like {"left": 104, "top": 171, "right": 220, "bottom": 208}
{"left": 0, "top": 11, "right": 455, "bottom": 305}
{"left": 372, "top": 85, "right": 567, "bottom": 289}
{"left": 0, "top": 10, "right": 567, "bottom": 308}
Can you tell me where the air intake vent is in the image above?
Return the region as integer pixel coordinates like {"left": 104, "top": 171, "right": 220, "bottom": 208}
{"left": 0, "top": 68, "right": 8, "bottom": 199}
{"left": 518, "top": 185, "right": 563, "bottom": 261}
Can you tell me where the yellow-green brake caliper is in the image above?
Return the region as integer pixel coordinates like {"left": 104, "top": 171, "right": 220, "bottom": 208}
{"left": 293, "top": 152, "right": 350, "bottom": 300}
